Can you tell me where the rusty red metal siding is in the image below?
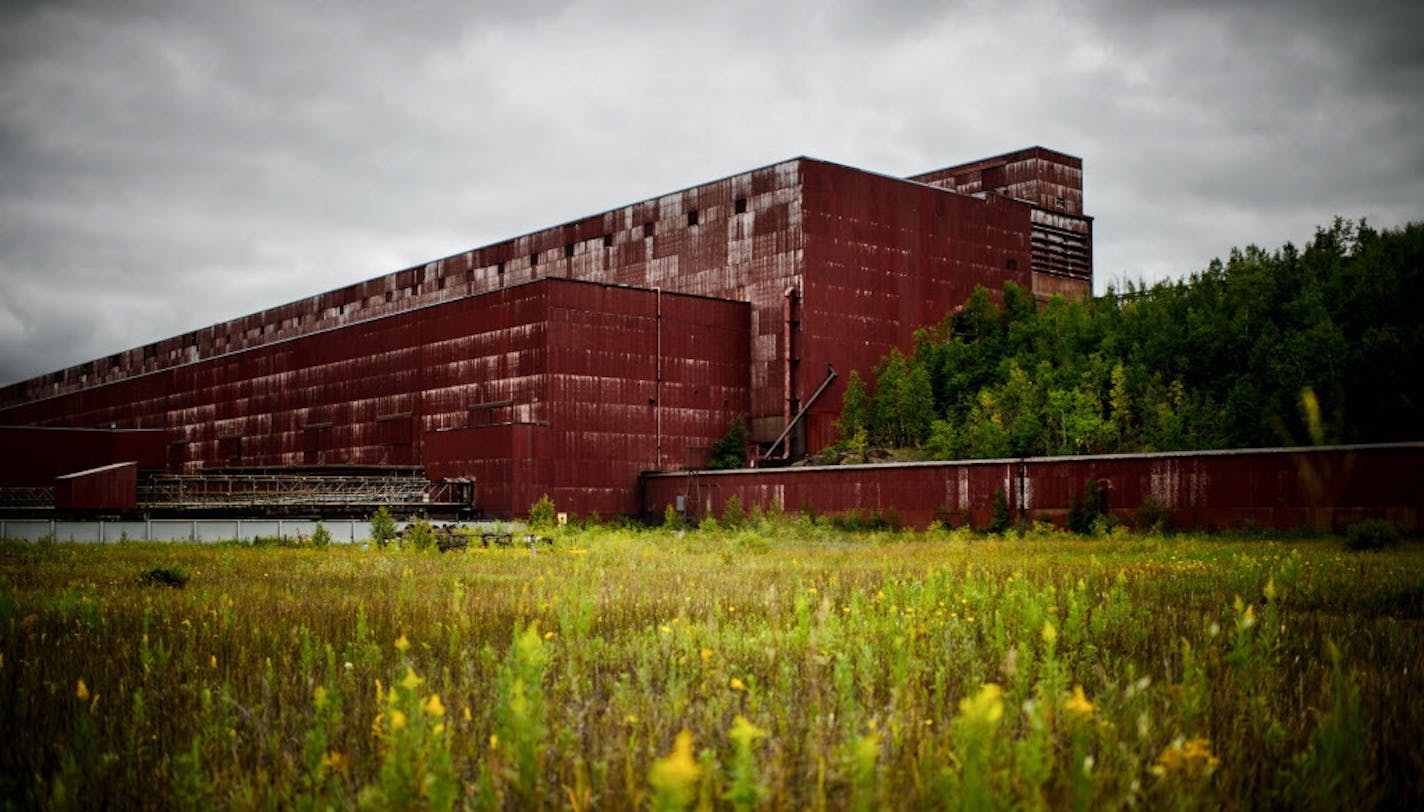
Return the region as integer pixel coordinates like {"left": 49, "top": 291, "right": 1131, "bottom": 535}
{"left": 2, "top": 279, "right": 749, "bottom": 518}
{"left": 797, "top": 161, "right": 1036, "bottom": 452}
{"left": 0, "top": 426, "right": 165, "bottom": 486}
{"left": 643, "top": 445, "right": 1424, "bottom": 533}
{"left": 54, "top": 462, "right": 138, "bottom": 511}
{"left": 909, "top": 147, "right": 1092, "bottom": 298}
{"left": 415, "top": 280, "right": 750, "bottom": 518}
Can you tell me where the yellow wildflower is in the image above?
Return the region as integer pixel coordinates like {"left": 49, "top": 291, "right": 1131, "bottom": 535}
{"left": 394, "top": 634, "right": 410, "bottom": 653}
{"left": 1263, "top": 578, "right": 1277, "bottom": 602}
{"left": 400, "top": 666, "right": 423, "bottom": 691}
{"left": 76, "top": 679, "right": 89, "bottom": 702}
{"left": 209, "top": 654, "right": 217, "bottom": 668}
{"left": 700, "top": 647, "right": 715, "bottom": 661}
{"left": 1041, "top": 619, "right": 1058, "bottom": 646}
{"left": 729, "top": 715, "right": 766, "bottom": 744}
{"left": 730, "top": 677, "right": 748, "bottom": 692}
{"left": 958, "top": 683, "right": 1005, "bottom": 728}
{"left": 648, "top": 731, "right": 700, "bottom": 808}
{"left": 389, "top": 710, "right": 407, "bottom": 730}
{"left": 424, "top": 693, "right": 446, "bottom": 717}
{"left": 1063, "top": 684, "right": 1095, "bottom": 718}
{"left": 322, "top": 750, "right": 349, "bottom": 773}
{"left": 1152, "top": 736, "right": 1219, "bottom": 777}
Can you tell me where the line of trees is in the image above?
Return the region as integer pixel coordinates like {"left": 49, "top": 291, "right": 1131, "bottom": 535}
{"left": 829, "top": 218, "right": 1423, "bottom": 461}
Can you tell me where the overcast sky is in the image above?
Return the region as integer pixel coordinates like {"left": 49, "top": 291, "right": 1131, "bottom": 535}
{"left": 2, "top": 0, "right": 1421, "bottom": 385}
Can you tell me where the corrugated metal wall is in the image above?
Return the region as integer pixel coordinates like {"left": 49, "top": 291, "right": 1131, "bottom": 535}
{"left": 797, "top": 161, "right": 1038, "bottom": 452}
{"left": 643, "top": 444, "right": 1424, "bottom": 533}
{"left": 0, "top": 426, "right": 166, "bottom": 486}
{"left": 54, "top": 462, "right": 138, "bottom": 511}
{"left": 2, "top": 279, "right": 749, "bottom": 518}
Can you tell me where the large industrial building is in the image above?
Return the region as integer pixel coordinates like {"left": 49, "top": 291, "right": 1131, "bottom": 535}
{"left": 0, "top": 147, "right": 1092, "bottom": 518}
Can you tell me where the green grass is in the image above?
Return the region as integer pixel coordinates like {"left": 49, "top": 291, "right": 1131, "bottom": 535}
{"left": 2, "top": 522, "right": 1421, "bottom": 809}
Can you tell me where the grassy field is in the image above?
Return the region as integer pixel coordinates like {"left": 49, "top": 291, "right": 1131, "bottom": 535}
{"left": 2, "top": 521, "right": 1421, "bottom": 809}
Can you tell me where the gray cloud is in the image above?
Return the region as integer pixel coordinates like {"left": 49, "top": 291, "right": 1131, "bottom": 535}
{"left": 2, "top": 0, "right": 1421, "bottom": 383}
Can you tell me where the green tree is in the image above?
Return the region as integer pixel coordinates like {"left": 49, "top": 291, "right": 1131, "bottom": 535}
{"left": 370, "top": 506, "right": 398, "bottom": 548}
{"left": 835, "top": 371, "right": 870, "bottom": 445}
{"left": 830, "top": 219, "right": 1424, "bottom": 461}
{"left": 707, "top": 415, "right": 750, "bottom": 470}
{"left": 870, "top": 349, "right": 934, "bottom": 447}
{"left": 528, "top": 494, "right": 557, "bottom": 528}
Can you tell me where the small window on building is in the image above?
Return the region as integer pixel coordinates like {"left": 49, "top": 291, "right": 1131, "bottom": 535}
{"left": 564, "top": 243, "right": 574, "bottom": 258}
{"left": 497, "top": 261, "right": 505, "bottom": 275}
{"left": 338, "top": 304, "right": 345, "bottom": 315}
{"left": 438, "top": 277, "right": 446, "bottom": 290}
{"left": 643, "top": 222, "right": 655, "bottom": 238}
{"left": 408, "top": 285, "right": 417, "bottom": 296}
{"left": 530, "top": 252, "right": 539, "bottom": 266}
{"left": 603, "top": 233, "right": 613, "bottom": 247}
{"left": 687, "top": 209, "right": 699, "bottom": 227}
{"left": 1055, "top": 196, "right": 1066, "bottom": 209}
{"left": 734, "top": 197, "right": 748, "bottom": 214}
{"left": 1006, "top": 258, "right": 1018, "bottom": 271}
{"left": 386, "top": 290, "right": 394, "bottom": 302}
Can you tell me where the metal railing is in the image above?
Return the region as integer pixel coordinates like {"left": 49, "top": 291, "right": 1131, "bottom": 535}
{"left": 138, "top": 474, "right": 465, "bottom": 509}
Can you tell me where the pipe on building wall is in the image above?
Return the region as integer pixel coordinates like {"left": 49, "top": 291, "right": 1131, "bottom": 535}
{"left": 655, "top": 286, "right": 663, "bottom": 471}
{"left": 782, "top": 287, "right": 798, "bottom": 451}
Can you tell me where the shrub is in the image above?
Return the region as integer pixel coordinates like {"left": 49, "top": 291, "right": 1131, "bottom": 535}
{"left": 1135, "top": 495, "right": 1173, "bottom": 533}
{"left": 528, "top": 494, "right": 557, "bottom": 529}
{"left": 825, "top": 508, "right": 902, "bottom": 533}
{"left": 1068, "top": 479, "right": 1108, "bottom": 535}
{"left": 722, "top": 495, "right": 746, "bottom": 528}
{"left": 138, "top": 566, "right": 188, "bottom": 588}
{"left": 707, "top": 415, "right": 750, "bottom": 470}
{"left": 370, "top": 506, "right": 398, "bottom": 548}
{"left": 404, "top": 517, "right": 436, "bottom": 552}
{"left": 311, "top": 523, "right": 332, "bottom": 550}
{"left": 987, "top": 488, "right": 1012, "bottom": 535}
{"left": 1345, "top": 519, "right": 1399, "bottom": 551}
{"left": 663, "top": 503, "right": 688, "bottom": 531}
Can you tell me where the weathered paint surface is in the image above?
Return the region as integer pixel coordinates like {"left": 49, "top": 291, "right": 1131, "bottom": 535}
{"left": 643, "top": 444, "right": 1424, "bottom": 533}
{"left": 0, "top": 426, "right": 165, "bottom": 486}
{"left": 3, "top": 279, "right": 748, "bottom": 518}
{"left": 54, "top": 462, "right": 138, "bottom": 511}
{"left": 909, "top": 147, "right": 1092, "bottom": 298}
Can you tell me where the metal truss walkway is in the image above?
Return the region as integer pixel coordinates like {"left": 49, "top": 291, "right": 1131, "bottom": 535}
{"left": 138, "top": 473, "right": 468, "bottom": 514}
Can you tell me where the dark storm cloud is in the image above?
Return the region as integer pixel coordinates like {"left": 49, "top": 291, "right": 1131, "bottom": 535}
{"left": 1, "top": 0, "right": 1420, "bottom": 384}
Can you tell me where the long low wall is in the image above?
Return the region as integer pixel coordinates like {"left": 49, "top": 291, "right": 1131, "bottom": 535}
{"left": 0, "top": 518, "right": 513, "bottom": 543}
{"left": 0, "top": 519, "right": 377, "bottom": 543}
{"left": 642, "top": 443, "right": 1424, "bottom": 532}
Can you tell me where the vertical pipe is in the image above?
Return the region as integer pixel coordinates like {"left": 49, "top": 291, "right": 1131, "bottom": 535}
{"left": 782, "top": 290, "right": 793, "bottom": 454}
{"left": 655, "top": 287, "right": 663, "bottom": 471}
